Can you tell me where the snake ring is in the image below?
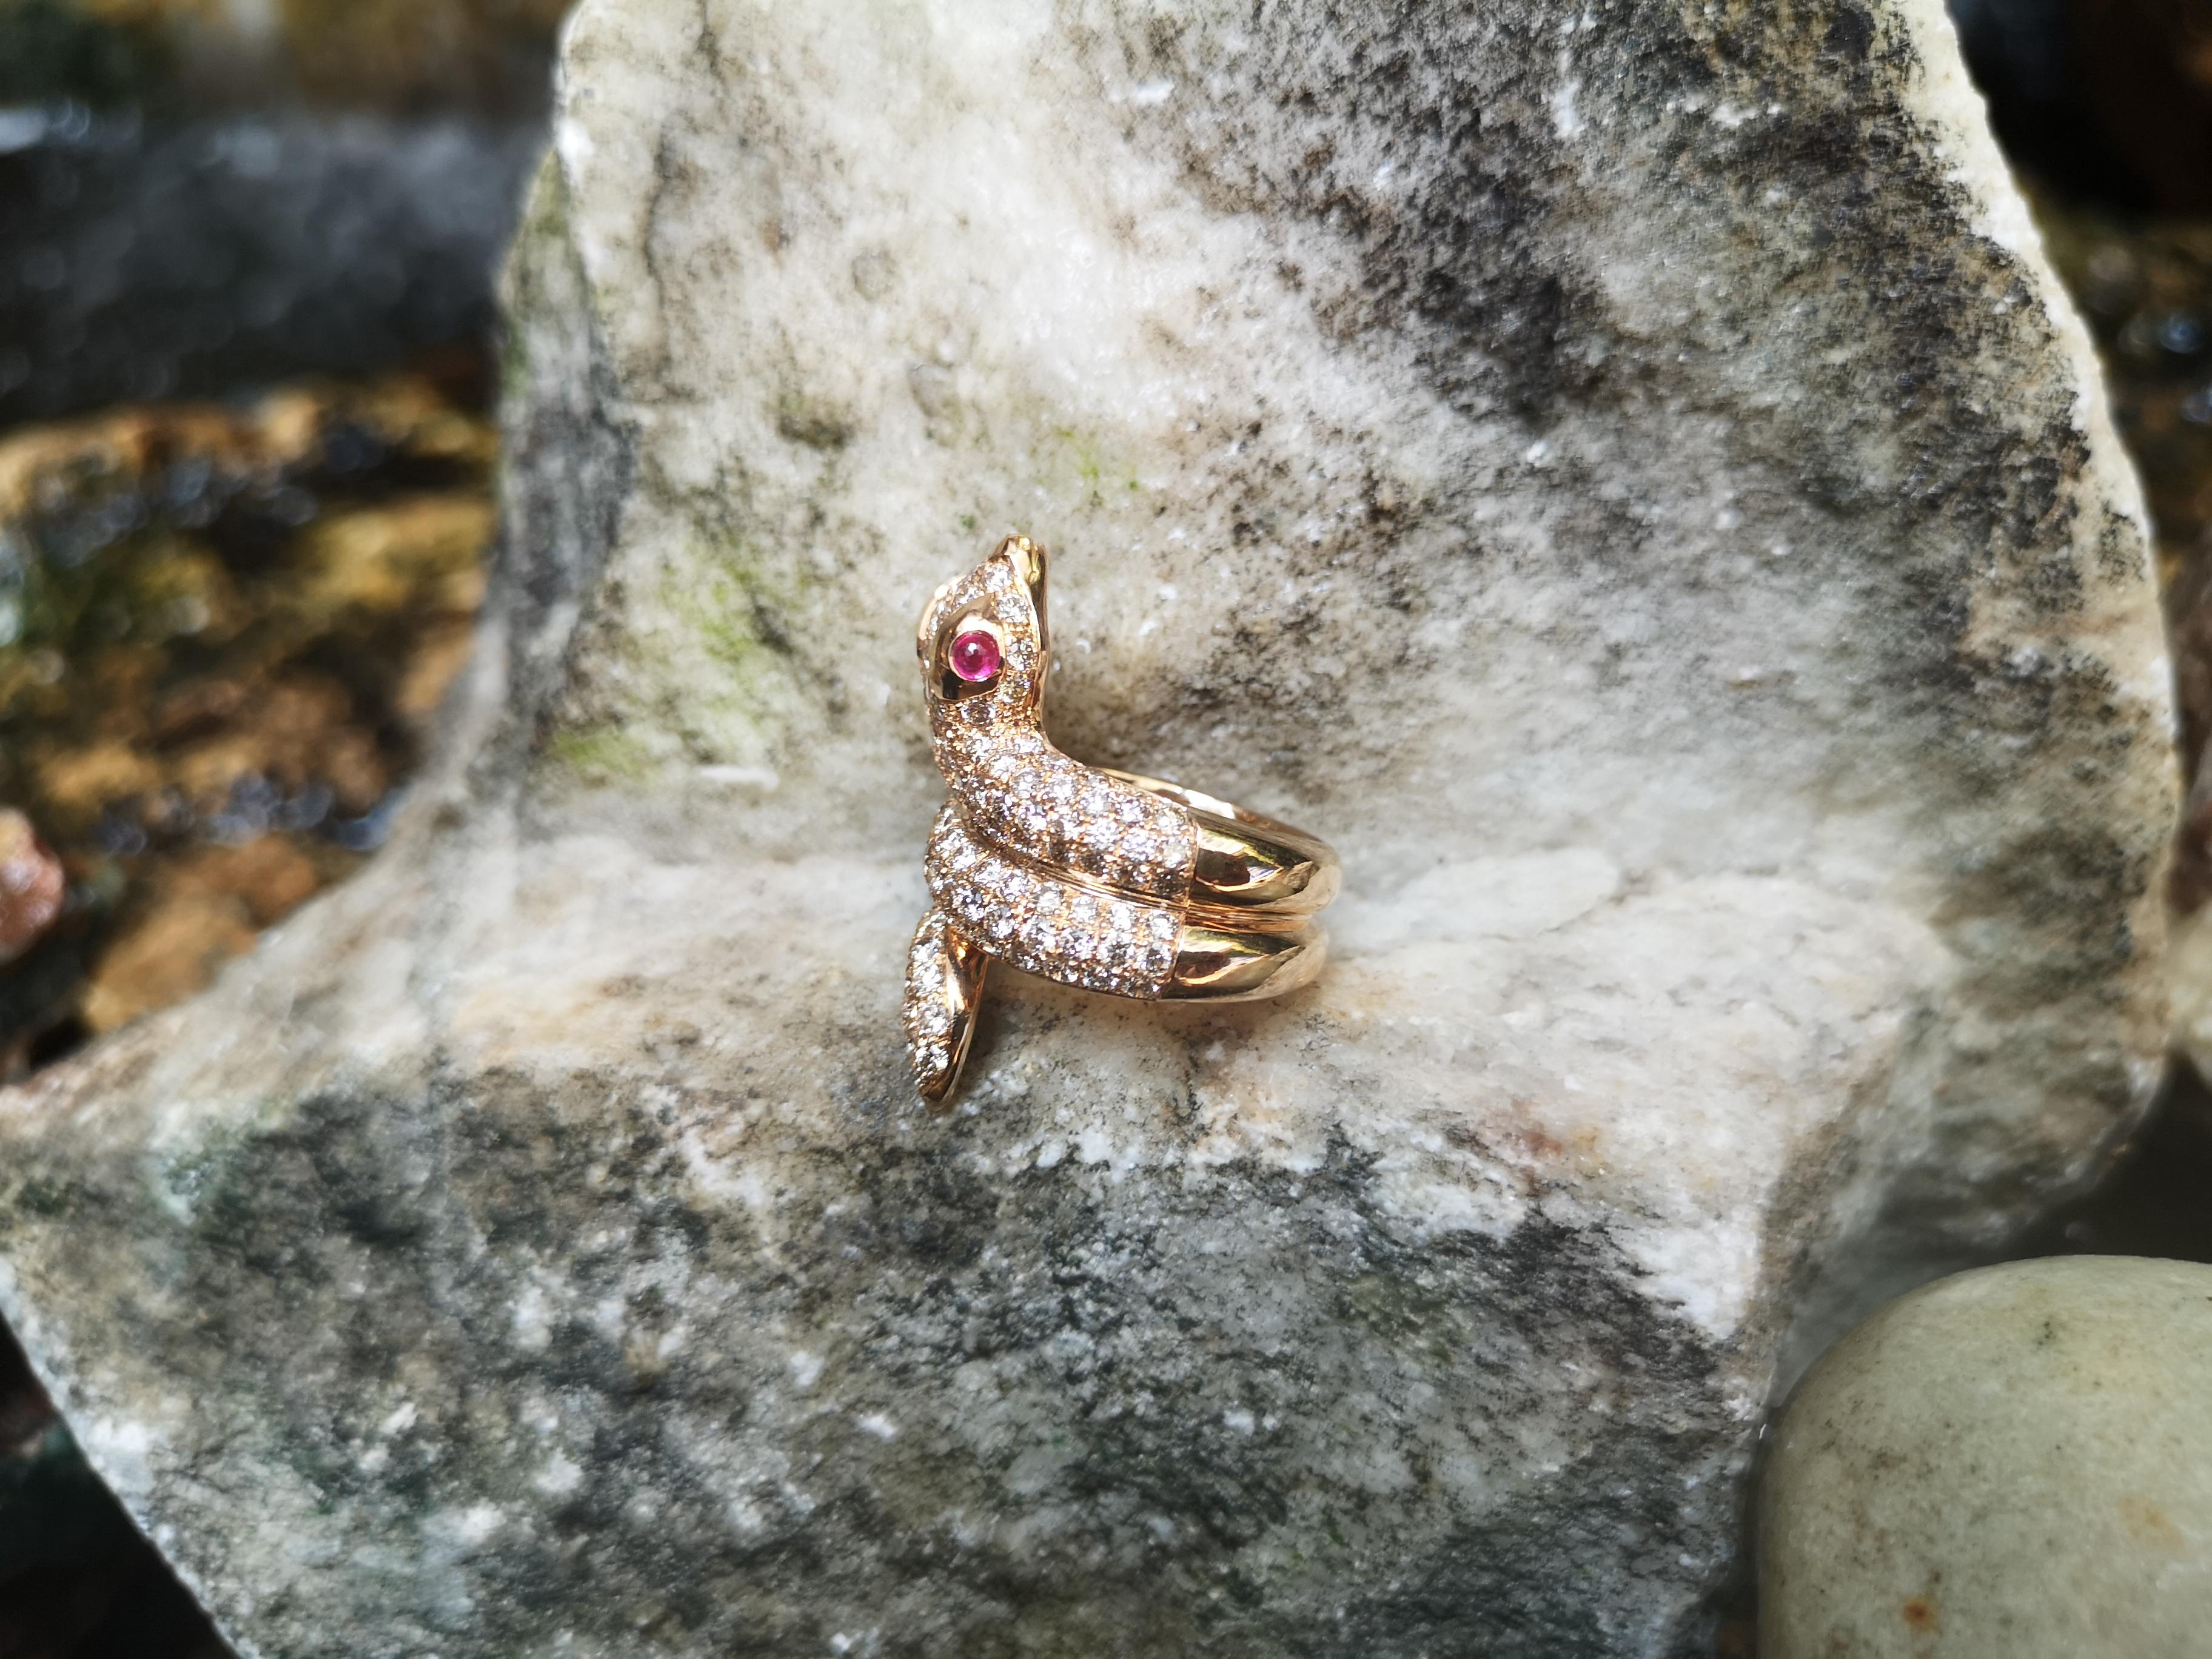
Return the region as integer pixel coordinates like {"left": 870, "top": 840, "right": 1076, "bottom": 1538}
{"left": 903, "top": 536, "right": 1339, "bottom": 1107}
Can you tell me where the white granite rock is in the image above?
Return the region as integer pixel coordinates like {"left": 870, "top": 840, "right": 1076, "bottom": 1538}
{"left": 1761, "top": 1256, "right": 2212, "bottom": 1658}
{"left": 0, "top": 1, "right": 2177, "bottom": 1655}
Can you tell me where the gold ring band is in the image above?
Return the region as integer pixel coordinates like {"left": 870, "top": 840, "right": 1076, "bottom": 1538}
{"left": 903, "top": 537, "right": 1338, "bottom": 1107}
{"left": 1097, "top": 769, "right": 1340, "bottom": 919}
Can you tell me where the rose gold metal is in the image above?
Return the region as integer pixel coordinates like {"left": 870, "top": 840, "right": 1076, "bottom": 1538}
{"left": 903, "top": 535, "right": 1339, "bottom": 1107}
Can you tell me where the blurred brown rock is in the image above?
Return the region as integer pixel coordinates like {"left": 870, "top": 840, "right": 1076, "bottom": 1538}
{"left": 0, "top": 813, "right": 64, "bottom": 967}
{"left": 166, "top": 676, "right": 391, "bottom": 818}
{"left": 78, "top": 833, "right": 326, "bottom": 1032}
{"left": 0, "top": 0, "right": 570, "bottom": 115}
{"left": 79, "top": 884, "right": 256, "bottom": 1034}
{"left": 0, "top": 370, "right": 494, "bottom": 1060}
{"left": 1957, "top": 0, "right": 2212, "bottom": 213}
{"left": 273, "top": 0, "right": 574, "bottom": 113}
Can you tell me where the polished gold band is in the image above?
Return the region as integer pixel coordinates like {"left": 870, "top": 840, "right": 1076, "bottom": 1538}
{"left": 1099, "top": 769, "right": 1340, "bottom": 921}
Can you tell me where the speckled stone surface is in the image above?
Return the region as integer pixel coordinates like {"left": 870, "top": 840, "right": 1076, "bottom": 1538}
{"left": 1761, "top": 1256, "right": 2212, "bottom": 1658}
{"left": 0, "top": 1, "right": 2179, "bottom": 1655}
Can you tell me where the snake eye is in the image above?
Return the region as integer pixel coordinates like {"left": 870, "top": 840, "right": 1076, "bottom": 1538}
{"left": 948, "top": 626, "right": 1002, "bottom": 683}
{"left": 933, "top": 613, "right": 1009, "bottom": 702}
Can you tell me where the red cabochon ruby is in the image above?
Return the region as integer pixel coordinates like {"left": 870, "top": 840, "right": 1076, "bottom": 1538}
{"left": 949, "top": 628, "right": 1002, "bottom": 683}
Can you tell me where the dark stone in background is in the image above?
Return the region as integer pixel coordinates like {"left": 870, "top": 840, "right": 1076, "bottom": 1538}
{"left": 1949, "top": 0, "right": 2212, "bottom": 212}
{"left": 0, "top": 1323, "right": 116, "bottom": 1586}
{"left": 0, "top": 1321, "right": 226, "bottom": 1659}
{"left": 1943, "top": 0, "right": 2212, "bottom": 1271}
{"left": 0, "top": 0, "right": 555, "bottom": 434}
{"left": 0, "top": 1, "right": 166, "bottom": 109}
{"left": 0, "top": 113, "right": 543, "bottom": 433}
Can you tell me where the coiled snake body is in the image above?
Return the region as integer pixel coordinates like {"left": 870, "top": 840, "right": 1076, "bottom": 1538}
{"left": 903, "top": 538, "right": 1336, "bottom": 1106}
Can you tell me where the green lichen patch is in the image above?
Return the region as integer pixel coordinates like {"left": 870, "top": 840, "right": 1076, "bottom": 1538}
{"left": 545, "top": 725, "right": 655, "bottom": 785}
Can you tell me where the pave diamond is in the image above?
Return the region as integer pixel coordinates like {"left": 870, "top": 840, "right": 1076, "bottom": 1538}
{"left": 922, "top": 546, "right": 1201, "bottom": 1002}
{"left": 904, "top": 908, "right": 981, "bottom": 1098}
{"left": 924, "top": 813, "right": 1182, "bottom": 999}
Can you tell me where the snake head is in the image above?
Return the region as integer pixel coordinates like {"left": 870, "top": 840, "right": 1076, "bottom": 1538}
{"left": 917, "top": 535, "right": 1050, "bottom": 716}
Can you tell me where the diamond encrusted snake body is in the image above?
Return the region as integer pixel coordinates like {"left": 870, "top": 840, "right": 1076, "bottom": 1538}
{"left": 903, "top": 538, "right": 1337, "bottom": 1106}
